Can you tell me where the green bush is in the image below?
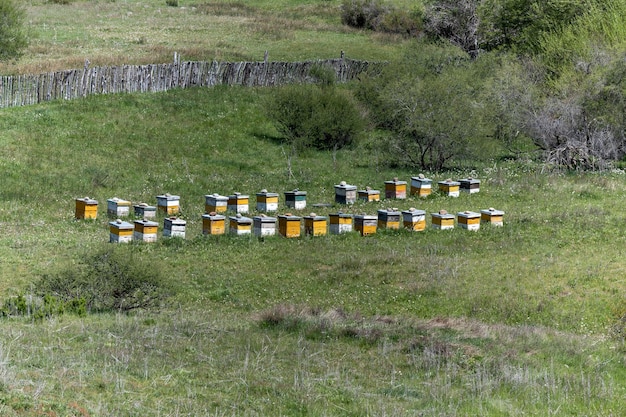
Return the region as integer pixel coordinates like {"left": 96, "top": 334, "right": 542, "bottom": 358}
{"left": 0, "top": 0, "right": 28, "bottom": 61}
{"left": 341, "top": 0, "right": 420, "bottom": 36}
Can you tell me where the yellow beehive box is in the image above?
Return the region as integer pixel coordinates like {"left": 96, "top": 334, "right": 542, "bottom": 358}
{"left": 431, "top": 210, "right": 455, "bottom": 230}
{"left": 304, "top": 213, "right": 327, "bottom": 236}
{"left": 229, "top": 214, "right": 253, "bottom": 235}
{"left": 109, "top": 219, "right": 133, "bottom": 243}
{"left": 358, "top": 187, "right": 380, "bottom": 202}
{"left": 335, "top": 181, "right": 357, "bottom": 204}
{"left": 410, "top": 174, "right": 432, "bottom": 197}
{"left": 457, "top": 211, "right": 481, "bottom": 231}
{"left": 402, "top": 208, "right": 426, "bottom": 231}
{"left": 133, "top": 203, "right": 157, "bottom": 219}
{"left": 75, "top": 197, "right": 98, "bottom": 220}
{"left": 384, "top": 178, "right": 407, "bottom": 199}
{"left": 354, "top": 214, "right": 377, "bottom": 236}
{"left": 202, "top": 212, "right": 226, "bottom": 235}
{"left": 278, "top": 214, "right": 301, "bottom": 238}
{"left": 256, "top": 189, "right": 279, "bottom": 212}
{"left": 480, "top": 207, "right": 504, "bottom": 226}
{"left": 329, "top": 213, "right": 353, "bottom": 234}
{"left": 163, "top": 217, "right": 186, "bottom": 238}
{"left": 253, "top": 215, "right": 277, "bottom": 237}
{"left": 460, "top": 178, "right": 480, "bottom": 194}
{"left": 134, "top": 219, "right": 159, "bottom": 242}
{"left": 205, "top": 193, "right": 228, "bottom": 214}
{"left": 157, "top": 194, "right": 180, "bottom": 215}
{"left": 284, "top": 190, "right": 307, "bottom": 210}
{"left": 107, "top": 197, "right": 131, "bottom": 217}
{"left": 377, "top": 208, "right": 401, "bottom": 230}
{"left": 227, "top": 193, "right": 249, "bottom": 214}
{"left": 438, "top": 179, "right": 460, "bottom": 197}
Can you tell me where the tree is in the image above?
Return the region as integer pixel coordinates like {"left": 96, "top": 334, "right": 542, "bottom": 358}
{"left": 423, "top": 0, "right": 481, "bottom": 57}
{"left": 0, "top": 0, "right": 28, "bottom": 61}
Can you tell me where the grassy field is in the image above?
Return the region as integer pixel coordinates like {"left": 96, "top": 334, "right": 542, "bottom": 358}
{"left": 0, "top": 1, "right": 624, "bottom": 416}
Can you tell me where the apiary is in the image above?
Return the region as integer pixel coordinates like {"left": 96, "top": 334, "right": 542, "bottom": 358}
{"left": 157, "top": 194, "right": 180, "bottom": 215}
{"left": 109, "top": 219, "right": 133, "bottom": 243}
{"left": 134, "top": 219, "right": 159, "bottom": 242}
{"left": 410, "top": 174, "right": 432, "bottom": 197}
{"left": 354, "top": 214, "right": 377, "bottom": 236}
{"left": 457, "top": 211, "right": 481, "bottom": 231}
{"left": 304, "top": 213, "right": 327, "bottom": 236}
{"left": 284, "top": 190, "right": 307, "bottom": 210}
{"left": 202, "top": 212, "right": 226, "bottom": 235}
{"left": 480, "top": 207, "right": 504, "bottom": 226}
{"left": 133, "top": 203, "right": 156, "bottom": 219}
{"left": 329, "top": 212, "right": 353, "bottom": 234}
{"left": 431, "top": 210, "right": 455, "bottom": 230}
{"left": 163, "top": 217, "right": 186, "bottom": 238}
{"left": 278, "top": 213, "right": 301, "bottom": 238}
{"left": 402, "top": 208, "right": 427, "bottom": 231}
{"left": 107, "top": 197, "right": 131, "bottom": 217}
{"left": 256, "top": 189, "right": 279, "bottom": 212}
{"left": 438, "top": 179, "right": 460, "bottom": 197}
{"left": 460, "top": 178, "right": 480, "bottom": 194}
{"left": 205, "top": 193, "right": 228, "bottom": 213}
{"left": 229, "top": 214, "right": 253, "bottom": 235}
{"left": 334, "top": 181, "right": 357, "bottom": 204}
{"left": 377, "top": 208, "right": 401, "bottom": 229}
{"left": 253, "top": 215, "right": 277, "bottom": 236}
{"left": 75, "top": 197, "right": 98, "bottom": 220}
{"left": 358, "top": 187, "right": 380, "bottom": 202}
{"left": 227, "top": 193, "right": 249, "bottom": 214}
{"left": 385, "top": 178, "right": 407, "bottom": 199}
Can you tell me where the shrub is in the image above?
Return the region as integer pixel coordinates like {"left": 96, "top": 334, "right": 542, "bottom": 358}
{"left": 341, "top": 0, "right": 421, "bottom": 36}
{"left": 0, "top": 0, "right": 28, "bottom": 61}
{"left": 166, "top": 0, "right": 179, "bottom": 6}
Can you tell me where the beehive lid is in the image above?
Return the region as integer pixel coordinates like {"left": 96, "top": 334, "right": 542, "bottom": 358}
{"left": 135, "top": 219, "right": 158, "bottom": 227}
{"left": 480, "top": 207, "right": 504, "bottom": 215}
{"left": 228, "top": 192, "right": 249, "bottom": 199}
{"left": 278, "top": 213, "right": 301, "bottom": 220}
{"left": 256, "top": 190, "right": 279, "bottom": 197}
{"left": 385, "top": 177, "right": 407, "bottom": 185}
{"left": 205, "top": 193, "right": 228, "bottom": 201}
{"left": 460, "top": 178, "right": 481, "bottom": 184}
{"left": 330, "top": 212, "right": 353, "bottom": 218}
{"left": 457, "top": 210, "right": 480, "bottom": 218}
{"left": 438, "top": 179, "right": 460, "bottom": 185}
{"left": 431, "top": 209, "right": 454, "bottom": 219}
{"left": 355, "top": 214, "right": 377, "bottom": 220}
{"left": 402, "top": 208, "right": 426, "bottom": 215}
{"left": 109, "top": 219, "right": 133, "bottom": 229}
{"left": 165, "top": 217, "right": 186, "bottom": 225}
{"left": 284, "top": 189, "right": 307, "bottom": 196}
{"left": 107, "top": 197, "right": 130, "bottom": 204}
{"left": 411, "top": 174, "right": 432, "bottom": 182}
{"left": 304, "top": 212, "right": 327, "bottom": 220}
{"left": 359, "top": 188, "right": 379, "bottom": 194}
{"left": 334, "top": 181, "right": 357, "bottom": 190}
{"left": 377, "top": 208, "right": 401, "bottom": 215}
{"left": 202, "top": 212, "right": 226, "bottom": 220}
{"left": 157, "top": 193, "right": 180, "bottom": 200}
{"left": 134, "top": 203, "right": 156, "bottom": 210}
{"left": 77, "top": 196, "right": 98, "bottom": 204}
{"left": 253, "top": 215, "right": 277, "bottom": 222}
{"left": 229, "top": 213, "right": 252, "bottom": 224}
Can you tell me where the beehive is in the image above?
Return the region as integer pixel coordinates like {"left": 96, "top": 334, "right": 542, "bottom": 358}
{"left": 431, "top": 210, "right": 455, "bottom": 230}
{"left": 284, "top": 190, "right": 307, "bottom": 210}
{"left": 358, "top": 187, "right": 380, "bottom": 202}
{"left": 163, "top": 217, "right": 186, "bottom": 238}
{"left": 227, "top": 193, "right": 249, "bottom": 214}
{"left": 75, "top": 197, "right": 98, "bottom": 220}
{"left": 256, "top": 189, "right": 279, "bottom": 212}
{"left": 402, "top": 208, "right": 427, "bottom": 231}
{"left": 134, "top": 219, "right": 159, "bottom": 242}
{"left": 334, "top": 181, "right": 357, "bottom": 204}
{"left": 480, "top": 207, "right": 504, "bottom": 226}
{"left": 457, "top": 211, "right": 481, "bottom": 231}
{"left": 304, "top": 213, "right": 327, "bottom": 236}
{"left": 205, "top": 193, "right": 228, "bottom": 213}
{"left": 109, "top": 219, "right": 133, "bottom": 243}
{"left": 354, "top": 214, "right": 377, "bottom": 236}
{"left": 329, "top": 213, "right": 353, "bottom": 234}
{"left": 253, "top": 215, "right": 277, "bottom": 237}
{"left": 107, "top": 197, "right": 131, "bottom": 217}
{"left": 410, "top": 174, "right": 432, "bottom": 197}
{"left": 229, "top": 214, "right": 253, "bottom": 235}
{"left": 202, "top": 212, "right": 226, "bottom": 235}
{"left": 157, "top": 194, "right": 180, "bottom": 215}
{"left": 460, "top": 178, "right": 480, "bottom": 194}
{"left": 133, "top": 203, "right": 156, "bottom": 219}
{"left": 385, "top": 178, "right": 407, "bottom": 199}
{"left": 278, "top": 213, "right": 301, "bottom": 238}
{"left": 438, "top": 179, "right": 460, "bottom": 197}
{"left": 377, "top": 208, "right": 401, "bottom": 230}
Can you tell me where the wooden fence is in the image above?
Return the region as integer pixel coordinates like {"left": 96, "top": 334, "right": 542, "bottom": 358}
{"left": 0, "top": 58, "right": 381, "bottom": 108}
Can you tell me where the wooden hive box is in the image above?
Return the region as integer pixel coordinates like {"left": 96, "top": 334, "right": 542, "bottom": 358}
{"left": 384, "top": 178, "right": 407, "bottom": 199}
{"left": 134, "top": 203, "right": 157, "bottom": 219}
{"left": 334, "top": 181, "right": 357, "bottom": 204}
{"left": 278, "top": 214, "right": 301, "bottom": 238}
{"left": 163, "top": 217, "right": 186, "bottom": 238}
{"left": 304, "top": 213, "right": 327, "bottom": 236}
{"left": 205, "top": 193, "right": 228, "bottom": 214}
{"left": 377, "top": 208, "right": 401, "bottom": 230}
{"left": 358, "top": 187, "right": 380, "bottom": 202}
{"left": 202, "top": 212, "right": 226, "bottom": 235}
{"left": 480, "top": 208, "right": 504, "bottom": 226}
{"left": 253, "top": 215, "right": 277, "bottom": 237}
{"left": 157, "top": 194, "right": 180, "bottom": 215}
{"left": 75, "top": 197, "right": 98, "bottom": 220}
{"left": 227, "top": 192, "right": 249, "bottom": 214}
{"left": 460, "top": 178, "right": 480, "bottom": 194}
{"left": 107, "top": 197, "right": 131, "bottom": 217}
{"left": 438, "top": 179, "right": 460, "bottom": 197}
{"left": 256, "top": 190, "right": 279, "bottom": 212}
{"left": 410, "top": 175, "right": 432, "bottom": 197}
{"left": 329, "top": 213, "right": 353, "bottom": 234}
{"left": 431, "top": 210, "right": 455, "bottom": 230}
{"left": 229, "top": 214, "right": 253, "bottom": 235}
{"left": 109, "top": 219, "right": 133, "bottom": 243}
{"left": 284, "top": 190, "right": 307, "bottom": 210}
{"left": 457, "top": 211, "right": 481, "bottom": 231}
{"left": 354, "top": 214, "right": 377, "bottom": 236}
{"left": 402, "top": 208, "right": 426, "bottom": 231}
{"left": 134, "top": 219, "right": 159, "bottom": 242}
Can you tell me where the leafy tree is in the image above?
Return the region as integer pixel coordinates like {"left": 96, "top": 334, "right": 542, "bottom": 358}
{"left": 0, "top": 0, "right": 28, "bottom": 61}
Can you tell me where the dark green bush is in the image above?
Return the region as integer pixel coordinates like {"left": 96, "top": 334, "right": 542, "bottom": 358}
{"left": 341, "top": 0, "right": 421, "bottom": 36}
